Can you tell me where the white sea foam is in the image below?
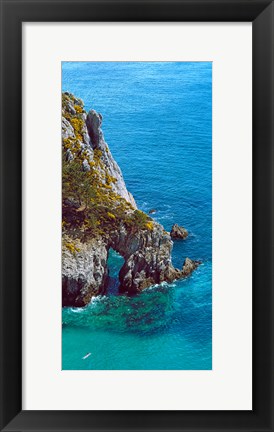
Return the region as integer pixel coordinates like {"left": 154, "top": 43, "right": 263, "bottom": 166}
{"left": 70, "top": 307, "right": 84, "bottom": 313}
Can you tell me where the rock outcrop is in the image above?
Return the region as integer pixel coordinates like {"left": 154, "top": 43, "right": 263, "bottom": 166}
{"left": 86, "top": 109, "right": 136, "bottom": 208}
{"left": 170, "top": 223, "right": 188, "bottom": 239}
{"left": 62, "top": 92, "right": 199, "bottom": 306}
{"left": 62, "top": 236, "right": 108, "bottom": 306}
{"left": 109, "top": 222, "right": 180, "bottom": 294}
{"left": 181, "top": 258, "right": 201, "bottom": 277}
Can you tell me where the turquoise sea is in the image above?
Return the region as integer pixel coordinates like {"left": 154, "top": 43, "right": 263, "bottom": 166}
{"left": 62, "top": 62, "right": 212, "bottom": 370}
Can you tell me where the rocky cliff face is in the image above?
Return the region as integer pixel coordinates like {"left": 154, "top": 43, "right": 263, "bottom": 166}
{"left": 62, "top": 93, "right": 136, "bottom": 208}
{"left": 86, "top": 110, "right": 136, "bottom": 208}
{"left": 62, "top": 235, "right": 108, "bottom": 306}
{"left": 109, "top": 223, "right": 180, "bottom": 294}
{"left": 62, "top": 92, "right": 199, "bottom": 306}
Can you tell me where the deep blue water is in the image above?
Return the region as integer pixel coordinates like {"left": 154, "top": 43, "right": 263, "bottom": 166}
{"left": 62, "top": 62, "right": 212, "bottom": 370}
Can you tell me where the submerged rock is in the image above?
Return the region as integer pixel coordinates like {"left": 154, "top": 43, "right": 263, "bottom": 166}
{"left": 170, "top": 223, "right": 188, "bottom": 239}
{"left": 148, "top": 209, "right": 157, "bottom": 214}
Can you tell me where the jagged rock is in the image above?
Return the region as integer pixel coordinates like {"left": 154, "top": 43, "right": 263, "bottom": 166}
{"left": 82, "top": 159, "right": 90, "bottom": 172}
{"left": 66, "top": 102, "right": 76, "bottom": 115}
{"left": 62, "top": 236, "right": 109, "bottom": 306}
{"left": 65, "top": 149, "right": 73, "bottom": 161}
{"left": 86, "top": 110, "right": 137, "bottom": 208}
{"left": 62, "top": 117, "right": 75, "bottom": 140}
{"left": 62, "top": 96, "right": 136, "bottom": 208}
{"left": 86, "top": 110, "right": 103, "bottom": 148}
{"left": 181, "top": 258, "right": 201, "bottom": 276}
{"left": 62, "top": 221, "right": 185, "bottom": 303}
{"left": 170, "top": 223, "right": 188, "bottom": 239}
{"left": 62, "top": 93, "right": 200, "bottom": 306}
{"left": 110, "top": 222, "right": 180, "bottom": 294}
{"left": 62, "top": 232, "right": 201, "bottom": 305}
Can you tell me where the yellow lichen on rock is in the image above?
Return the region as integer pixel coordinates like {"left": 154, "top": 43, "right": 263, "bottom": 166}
{"left": 65, "top": 242, "right": 80, "bottom": 255}
{"left": 145, "top": 221, "right": 154, "bottom": 231}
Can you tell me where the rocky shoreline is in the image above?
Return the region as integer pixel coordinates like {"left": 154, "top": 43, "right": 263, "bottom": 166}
{"left": 62, "top": 92, "right": 200, "bottom": 307}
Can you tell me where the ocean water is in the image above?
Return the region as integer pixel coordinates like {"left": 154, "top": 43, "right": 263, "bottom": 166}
{"left": 62, "top": 62, "right": 212, "bottom": 370}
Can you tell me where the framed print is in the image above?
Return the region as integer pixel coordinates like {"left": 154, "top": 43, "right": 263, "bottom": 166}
{"left": 23, "top": 23, "right": 251, "bottom": 411}
{"left": 0, "top": 1, "right": 274, "bottom": 431}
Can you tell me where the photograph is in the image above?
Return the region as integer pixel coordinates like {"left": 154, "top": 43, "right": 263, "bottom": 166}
{"left": 62, "top": 61, "right": 212, "bottom": 370}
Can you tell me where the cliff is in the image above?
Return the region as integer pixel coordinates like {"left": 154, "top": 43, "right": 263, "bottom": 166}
{"left": 62, "top": 92, "right": 199, "bottom": 306}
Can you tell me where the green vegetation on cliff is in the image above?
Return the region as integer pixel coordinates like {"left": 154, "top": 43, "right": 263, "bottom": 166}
{"left": 62, "top": 93, "right": 152, "bottom": 238}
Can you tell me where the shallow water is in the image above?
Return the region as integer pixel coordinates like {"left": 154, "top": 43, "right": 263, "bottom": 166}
{"left": 62, "top": 62, "right": 212, "bottom": 370}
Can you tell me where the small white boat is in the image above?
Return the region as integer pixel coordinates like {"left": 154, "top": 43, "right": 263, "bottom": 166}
{"left": 82, "top": 353, "right": 91, "bottom": 360}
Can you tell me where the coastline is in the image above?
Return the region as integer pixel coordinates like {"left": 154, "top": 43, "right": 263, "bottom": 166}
{"left": 62, "top": 61, "right": 212, "bottom": 370}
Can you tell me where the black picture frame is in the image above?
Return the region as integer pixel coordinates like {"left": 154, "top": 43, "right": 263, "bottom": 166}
{"left": 0, "top": 1, "right": 273, "bottom": 431}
